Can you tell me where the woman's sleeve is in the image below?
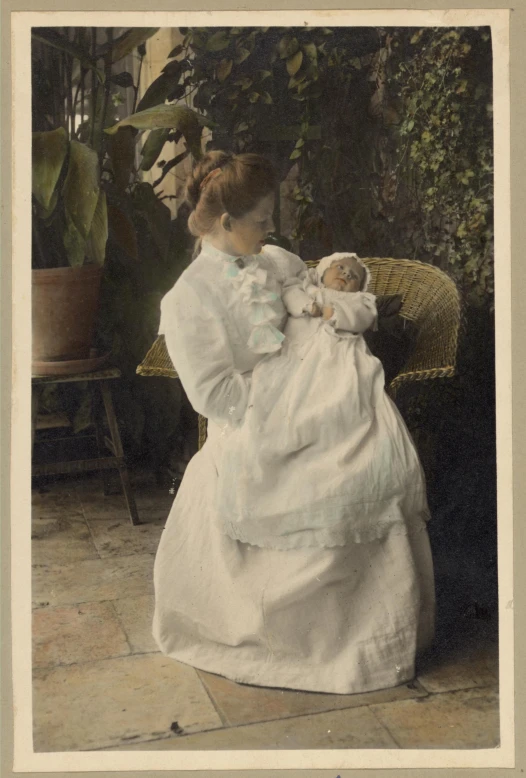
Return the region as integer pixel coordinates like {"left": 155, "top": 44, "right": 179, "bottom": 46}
{"left": 282, "top": 281, "right": 315, "bottom": 317}
{"left": 272, "top": 247, "right": 315, "bottom": 317}
{"left": 327, "top": 292, "right": 378, "bottom": 333}
{"left": 159, "top": 280, "right": 251, "bottom": 426}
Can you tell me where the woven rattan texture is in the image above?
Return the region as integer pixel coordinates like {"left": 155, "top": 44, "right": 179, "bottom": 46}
{"left": 137, "top": 257, "right": 460, "bottom": 449}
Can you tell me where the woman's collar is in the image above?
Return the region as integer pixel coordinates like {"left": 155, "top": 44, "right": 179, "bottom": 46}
{"left": 201, "top": 239, "right": 247, "bottom": 263}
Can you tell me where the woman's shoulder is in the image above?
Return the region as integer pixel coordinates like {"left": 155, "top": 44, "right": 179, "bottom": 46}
{"left": 169, "top": 251, "right": 221, "bottom": 296}
{"left": 261, "top": 244, "right": 307, "bottom": 279}
{"left": 160, "top": 253, "right": 220, "bottom": 321}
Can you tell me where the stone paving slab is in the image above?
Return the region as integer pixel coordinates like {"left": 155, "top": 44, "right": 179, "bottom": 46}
{"left": 198, "top": 670, "right": 428, "bottom": 727}
{"left": 417, "top": 644, "right": 498, "bottom": 694}
{"left": 102, "top": 704, "right": 399, "bottom": 751}
{"left": 32, "top": 516, "right": 99, "bottom": 565}
{"left": 32, "top": 488, "right": 85, "bottom": 520}
{"left": 370, "top": 685, "right": 499, "bottom": 749}
{"left": 32, "top": 554, "right": 155, "bottom": 607}
{"left": 33, "top": 602, "right": 131, "bottom": 668}
{"left": 87, "top": 518, "right": 165, "bottom": 557}
{"left": 33, "top": 653, "right": 222, "bottom": 752}
{"left": 112, "top": 596, "right": 159, "bottom": 654}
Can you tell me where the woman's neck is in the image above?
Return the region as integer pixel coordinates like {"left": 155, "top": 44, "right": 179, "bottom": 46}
{"left": 203, "top": 229, "right": 240, "bottom": 258}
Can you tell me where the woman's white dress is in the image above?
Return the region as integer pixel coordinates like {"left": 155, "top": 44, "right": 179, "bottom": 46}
{"left": 153, "top": 241, "right": 435, "bottom": 695}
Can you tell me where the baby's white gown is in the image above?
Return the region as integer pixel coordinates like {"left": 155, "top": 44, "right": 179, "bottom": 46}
{"left": 216, "top": 282, "right": 430, "bottom": 550}
{"left": 153, "top": 241, "right": 435, "bottom": 695}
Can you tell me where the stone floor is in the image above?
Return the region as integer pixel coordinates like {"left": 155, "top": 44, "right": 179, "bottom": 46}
{"left": 32, "top": 472, "right": 500, "bottom": 752}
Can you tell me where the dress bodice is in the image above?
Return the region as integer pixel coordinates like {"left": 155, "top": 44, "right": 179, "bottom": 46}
{"left": 158, "top": 241, "right": 307, "bottom": 425}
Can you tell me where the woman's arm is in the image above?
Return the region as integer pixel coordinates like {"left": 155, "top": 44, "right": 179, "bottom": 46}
{"left": 282, "top": 283, "right": 322, "bottom": 318}
{"left": 160, "top": 280, "right": 251, "bottom": 426}
{"left": 267, "top": 247, "right": 321, "bottom": 317}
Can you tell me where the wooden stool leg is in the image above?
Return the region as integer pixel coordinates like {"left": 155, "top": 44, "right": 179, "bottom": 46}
{"left": 100, "top": 381, "right": 141, "bottom": 526}
{"left": 91, "top": 385, "right": 115, "bottom": 497}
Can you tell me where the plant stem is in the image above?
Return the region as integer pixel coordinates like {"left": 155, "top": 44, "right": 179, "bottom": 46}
{"left": 152, "top": 150, "right": 190, "bottom": 187}
{"left": 132, "top": 53, "right": 144, "bottom": 114}
{"left": 98, "top": 27, "right": 114, "bottom": 168}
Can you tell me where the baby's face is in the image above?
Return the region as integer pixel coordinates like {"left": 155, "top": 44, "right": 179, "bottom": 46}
{"left": 322, "top": 257, "right": 365, "bottom": 292}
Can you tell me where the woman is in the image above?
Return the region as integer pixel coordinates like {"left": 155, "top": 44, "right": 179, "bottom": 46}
{"left": 152, "top": 150, "right": 435, "bottom": 695}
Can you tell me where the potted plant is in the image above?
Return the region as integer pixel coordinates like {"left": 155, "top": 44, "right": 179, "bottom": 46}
{"left": 31, "top": 27, "right": 161, "bottom": 374}
{"left": 32, "top": 124, "right": 109, "bottom": 370}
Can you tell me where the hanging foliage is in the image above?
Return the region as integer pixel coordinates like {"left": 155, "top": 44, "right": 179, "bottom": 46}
{"left": 148, "top": 26, "right": 493, "bottom": 306}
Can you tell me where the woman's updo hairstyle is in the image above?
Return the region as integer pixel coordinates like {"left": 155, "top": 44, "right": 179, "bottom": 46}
{"left": 185, "top": 150, "right": 276, "bottom": 255}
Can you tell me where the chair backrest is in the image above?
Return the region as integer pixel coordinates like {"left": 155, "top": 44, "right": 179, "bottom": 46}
{"left": 137, "top": 256, "right": 460, "bottom": 446}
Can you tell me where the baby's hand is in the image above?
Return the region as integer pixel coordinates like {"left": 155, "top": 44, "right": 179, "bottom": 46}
{"left": 309, "top": 302, "right": 323, "bottom": 317}
{"left": 322, "top": 305, "right": 334, "bottom": 320}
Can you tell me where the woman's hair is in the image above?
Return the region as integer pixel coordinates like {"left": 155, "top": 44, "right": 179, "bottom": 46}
{"left": 185, "top": 151, "right": 276, "bottom": 257}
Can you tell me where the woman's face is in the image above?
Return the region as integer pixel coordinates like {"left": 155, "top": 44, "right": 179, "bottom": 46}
{"left": 223, "top": 193, "right": 276, "bottom": 256}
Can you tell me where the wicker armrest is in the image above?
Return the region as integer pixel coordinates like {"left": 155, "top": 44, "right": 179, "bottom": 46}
{"left": 136, "top": 335, "right": 178, "bottom": 379}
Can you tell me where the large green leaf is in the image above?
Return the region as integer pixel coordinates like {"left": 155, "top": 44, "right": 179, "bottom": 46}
{"left": 85, "top": 190, "right": 108, "bottom": 266}
{"left": 105, "top": 28, "right": 159, "bottom": 63}
{"left": 62, "top": 141, "right": 100, "bottom": 240}
{"left": 217, "top": 59, "right": 233, "bottom": 82}
{"left": 35, "top": 189, "right": 59, "bottom": 222}
{"left": 32, "top": 128, "right": 68, "bottom": 211}
{"left": 110, "top": 71, "right": 135, "bottom": 88}
{"left": 63, "top": 217, "right": 87, "bottom": 267}
{"left": 205, "top": 30, "right": 231, "bottom": 52}
{"left": 278, "top": 35, "right": 299, "bottom": 59}
{"left": 287, "top": 50, "right": 303, "bottom": 77}
{"left": 105, "top": 105, "right": 203, "bottom": 159}
{"left": 168, "top": 44, "right": 184, "bottom": 58}
{"left": 136, "top": 74, "right": 176, "bottom": 113}
{"left": 140, "top": 129, "right": 170, "bottom": 171}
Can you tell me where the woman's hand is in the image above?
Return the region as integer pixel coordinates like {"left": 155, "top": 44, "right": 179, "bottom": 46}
{"left": 322, "top": 305, "right": 335, "bottom": 320}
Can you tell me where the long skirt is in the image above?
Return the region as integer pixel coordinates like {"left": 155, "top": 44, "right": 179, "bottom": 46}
{"left": 152, "top": 423, "right": 435, "bottom": 695}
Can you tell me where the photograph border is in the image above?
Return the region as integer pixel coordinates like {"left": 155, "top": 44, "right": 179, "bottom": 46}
{"left": 2, "top": 2, "right": 524, "bottom": 776}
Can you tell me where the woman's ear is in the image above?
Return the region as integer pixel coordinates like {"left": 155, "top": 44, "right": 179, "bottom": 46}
{"left": 220, "top": 213, "right": 232, "bottom": 232}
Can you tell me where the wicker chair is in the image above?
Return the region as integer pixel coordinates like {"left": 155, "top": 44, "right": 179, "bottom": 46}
{"left": 137, "top": 257, "right": 461, "bottom": 450}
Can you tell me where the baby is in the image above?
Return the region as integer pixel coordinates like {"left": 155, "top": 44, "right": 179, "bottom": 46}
{"left": 281, "top": 252, "right": 378, "bottom": 342}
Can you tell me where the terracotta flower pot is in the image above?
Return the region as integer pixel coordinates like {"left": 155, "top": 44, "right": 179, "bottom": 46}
{"left": 32, "top": 265, "right": 103, "bottom": 370}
